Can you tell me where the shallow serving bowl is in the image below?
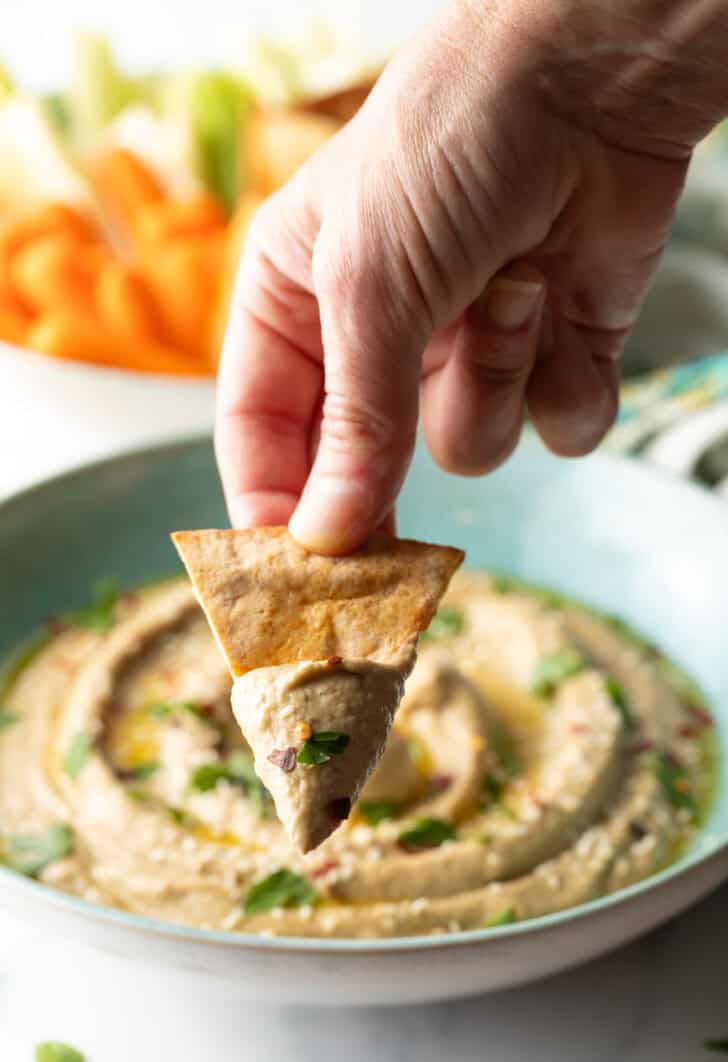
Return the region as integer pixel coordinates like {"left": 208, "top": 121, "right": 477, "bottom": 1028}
{"left": 0, "top": 433, "right": 727, "bottom": 1007}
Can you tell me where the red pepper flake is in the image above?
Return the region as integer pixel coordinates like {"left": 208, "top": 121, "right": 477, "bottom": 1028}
{"left": 267, "top": 747, "right": 297, "bottom": 773}
{"left": 46, "top": 616, "right": 69, "bottom": 636}
{"left": 687, "top": 703, "right": 714, "bottom": 728}
{"left": 311, "top": 859, "right": 339, "bottom": 879}
{"left": 427, "top": 774, "right": 453, "bottom": 796}
{"left": 328, "top": 797, "right": 351, "bottom": 821}
{"left": 678, "top": 725, "right": 698, "bottom": 740}
{"left": 197, "top": 703, "right": 216, "bottom": 718}
{"left": 630, "top": 738, "right": 655, "bottom": 754}
{"left": 570, "top": 723, "right": 591, "bottom": 735}
{"left": 327, "top": 656, "right": 343, "bottom": 668}
{"left": 629, "top": 820, "right": 648, "bottom": 841}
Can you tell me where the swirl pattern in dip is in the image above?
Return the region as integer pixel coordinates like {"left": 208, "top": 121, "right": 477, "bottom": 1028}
{"left": 0, "top": 571, "right": 716, "bottom": 938}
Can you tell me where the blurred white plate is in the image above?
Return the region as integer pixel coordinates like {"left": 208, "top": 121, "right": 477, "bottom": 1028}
{"left": 0, "top": 340, "right": 216, "bottom": 496}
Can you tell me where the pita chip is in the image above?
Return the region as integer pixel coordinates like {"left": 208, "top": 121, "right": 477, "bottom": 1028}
{"left": 172, "top": 528, "right": 463, "bottom": 851}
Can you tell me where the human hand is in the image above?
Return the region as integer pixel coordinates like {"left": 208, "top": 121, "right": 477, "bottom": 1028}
{"left": 217, "top": 0, "right": 728, "bottom": 553}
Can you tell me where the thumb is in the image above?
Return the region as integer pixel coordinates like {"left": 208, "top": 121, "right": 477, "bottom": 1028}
{"left": 288, "top": 221, "right": 427, "bottom": 555}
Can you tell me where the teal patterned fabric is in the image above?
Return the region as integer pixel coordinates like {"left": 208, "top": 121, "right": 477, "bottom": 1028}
{"left": 608, "top": 352, "right": 728, "bottom": 456}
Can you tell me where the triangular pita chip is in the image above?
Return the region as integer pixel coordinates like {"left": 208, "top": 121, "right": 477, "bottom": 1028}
{"left": 172, "top": 528, "right": 463, "bottom": 851}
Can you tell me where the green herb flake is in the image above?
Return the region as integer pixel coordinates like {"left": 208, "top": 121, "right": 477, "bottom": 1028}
{"left": 64, "top": 732, "right": 90, "bottom": 780}
{"left": 481, "top": 772, "right": 503, "bottom": 805}
{"left": 492, "top": 575, "right": 516, "bottom": 594}
{"left": 148, "top": 701, "right": 176, "bottom": 720}
{"left": 0, "top": 709, "right": 20, "bottom": 731}
{"left": 705, "top": 1040, "right": 728, "bottom": 1054}
{"left": 359, "top": 800, "right": 399, "bottom": 826}
{"left": 129, "top": 762, "right": 159, "bottom": 781}
{"left": 35, "top": 1042, "right": 85, "bottom": 1062}
{"left": 654, "top": 750, "right": 697, "bottom": 815}
{"left": 421, "top": 607, "right": 465, "bottom": 642}
{"left": 188, "top": 762, "right": 230, "bottom": 793}
{"left": 227, "top": 750, "right": 273, "bottom": 818}
{"left": 167, "top": 805, "right": 197, "bottom": 828}
{"left": 65, "top": 578, "right": 120, "bottom": 632}
{"left": 605, "top": 677, "right": 636, "bottom": 730}
{"left": 7, "top": 823, "right": 74, "bottom": 877}
{"left": 297, "top": 731, "right": 350, "bottom": 766}
{"left": 491, "top": 722, "right": 521, "bottom": 778}
{"left": 244, "top": 868, "right": 317, "bottom": 915}
{"left": 486, "top": 906, "right": 516, "bottom": 928}
{"left": 187, "top": 753, "right": 273, "bottom": 817}
{"left": 398, "top": 817, "right": 456, "bottom": 852}
{"left": 0, "top": 631, "right": 51, "bottom": 702}
{"left": 531, "top": 648, "right": 585, "bottom": 697}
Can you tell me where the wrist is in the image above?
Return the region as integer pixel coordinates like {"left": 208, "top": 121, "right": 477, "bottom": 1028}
{"left": 462, "top": 0, "right": 728, "bottom": 157}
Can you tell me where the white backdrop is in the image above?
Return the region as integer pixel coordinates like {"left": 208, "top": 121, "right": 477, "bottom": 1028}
{"left": 1, "top": 0, "right": 444, "bottom": 92}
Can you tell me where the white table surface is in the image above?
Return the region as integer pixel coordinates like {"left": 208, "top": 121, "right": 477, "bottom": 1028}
{"left": 2, "top": 3, "right": 728, "bottom": 1057}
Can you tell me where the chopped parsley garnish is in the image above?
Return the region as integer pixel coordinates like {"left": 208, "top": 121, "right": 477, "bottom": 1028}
{"left": 63, "top": 732, "right": 90, "bottom": 780}
{"left": 187, "top": 752, "right": 272, "bottom": 817}
{"left": 167, "top": 805, "right": 197, "bottom": 827}
{"left": 35, "top": 1043, "right": 85, "bottom": 1062}
{"left": 0, "top": 709, "right": 20, "bottom": 730}
{"left": 148, "top": 699, "right": 219, "bottom": 726}
{"left": 64, "top": 579, "right": 120, "bottom": 632}
{"left": 653, "top": 750, "right": 697, "bottom": 815}
{"left": 421, "top": 607, "right": 465, "bottom": 642}
{"left": 605, "top": 677, "right": 636, "bottom": 730}
{"left": 128, "top": 762, "right": 159, "bottom": 781}
{"left": 7, "top": 823, "right": 74, "bottom": 877}
{"left": 188, "top": 762, "right": 230, "bottom": 792}
{"left": 486, "top": 907, "right": 516, "bottom": 928}
{"left": 492, "top": 575, "right": 516, "bottom": 594}
{"left": 244, "top": 868, "right": 317, "bottom": 915}
{"left": 297, "top": 730, "right": 350, "bottom": 766}
{"left": 0, "top": 631, "right": 51, "bottom": 704}
{"left": 481, "top": 772, "right": 503, "bottom": 804}
{"left": 531, "top": 648, "right": 585, "bottom": 697}
{"left": 359, "top": 800, "right": 399, "bottom": 826}
{"left": 705, "top": 1040, "right": 728, "bottom": 1054}
{"left": 398, "top": 817, "right": 456, "bottom": 852}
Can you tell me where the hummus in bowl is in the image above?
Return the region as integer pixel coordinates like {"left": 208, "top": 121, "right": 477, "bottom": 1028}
{"left": 0, "top": 568, "right": 716, "bottom": 939}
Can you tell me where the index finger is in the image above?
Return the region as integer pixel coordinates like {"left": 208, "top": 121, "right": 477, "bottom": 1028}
{"left": 215, "top": 222, "right": 323, "bottom": 529}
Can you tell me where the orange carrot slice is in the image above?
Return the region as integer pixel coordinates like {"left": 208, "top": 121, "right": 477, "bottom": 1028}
{"left": 141, "top": 240, "right": 219, "bottom": 360}
{"left": 10, "top": 233, "right": 103, "bottom": 315}
{"left": 132, "top": 194, "right": 226, "bottom": 247}
{"left": 27, "top": 310, "right": 214, "bottom": 377}
{"left": 95, "top": 260, "right": 166, "bottom": 343}
{"left": 0, "top": 203, "right": 98, "bottom": 258}
{"left": 94, "top": 149, "right": 165, "bottom": 236}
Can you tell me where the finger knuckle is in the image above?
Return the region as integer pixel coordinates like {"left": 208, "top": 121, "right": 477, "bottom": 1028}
{"left": 320, "top": 390, "right": 412, "bottom": 462}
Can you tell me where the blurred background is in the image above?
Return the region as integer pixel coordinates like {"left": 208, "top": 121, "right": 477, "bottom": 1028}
{"left": 3, "top": 0, "right": 728, "bottom": 494}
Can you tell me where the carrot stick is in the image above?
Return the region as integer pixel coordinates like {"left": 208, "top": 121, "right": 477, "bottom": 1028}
{"left": 94, "top": 149, "right": 165, "bottom": 237}
{"left": 141, "top": 240, "right": 219, "bottom": 359}
{"left": 95, "top": 260, "right": 166, "bottom": 343}
{"left": 0, "top": 300, "right": 32, "bottom": 345}
{"left": 132, "top": 194, "right": 226, "bottom": 247}
{"left": 10, "top": 233, "right": 104, "bottom": 315}
{"left": 0, "top": 203, "right": 98, "bottom": 258}
{"left": 27, "top": 310, "right": 214, "bottom": 377}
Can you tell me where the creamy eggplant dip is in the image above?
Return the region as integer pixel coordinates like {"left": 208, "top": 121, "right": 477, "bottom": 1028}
{"left": 0, "top": 571, "right": 717, "bottom": 938}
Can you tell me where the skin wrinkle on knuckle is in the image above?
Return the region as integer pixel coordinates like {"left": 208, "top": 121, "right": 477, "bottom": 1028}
{"left": 318, "top": 391, "right": 412, "bottom": 466}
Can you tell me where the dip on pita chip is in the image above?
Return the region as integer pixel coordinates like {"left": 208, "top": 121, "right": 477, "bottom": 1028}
{"left": 172, "top": 528, "right": 463, "bottom": 851}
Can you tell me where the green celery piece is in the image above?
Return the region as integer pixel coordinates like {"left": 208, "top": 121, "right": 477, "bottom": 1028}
{"left": 187, "top": 71, "right": 251, "bottom": 213}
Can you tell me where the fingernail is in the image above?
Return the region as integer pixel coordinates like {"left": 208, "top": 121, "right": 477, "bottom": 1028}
{"left": 289, "top": 477, "right": 373, "bottom": 554}
{"left": 480, "top": 279, "right": 543, "bottom": 332}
